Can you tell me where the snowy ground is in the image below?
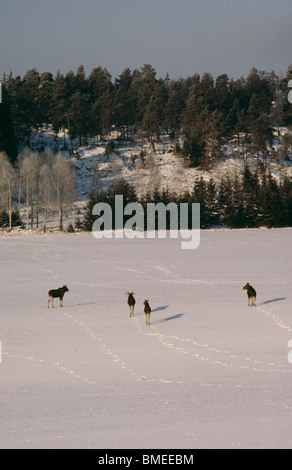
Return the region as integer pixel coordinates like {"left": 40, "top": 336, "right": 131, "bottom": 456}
{"left": 1, "top": 228, "right": 292, "bottom": 449}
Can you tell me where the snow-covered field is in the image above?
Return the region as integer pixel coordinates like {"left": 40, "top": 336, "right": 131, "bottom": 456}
{"left": 1, "top": 228, "right": 292, "bottom": 449}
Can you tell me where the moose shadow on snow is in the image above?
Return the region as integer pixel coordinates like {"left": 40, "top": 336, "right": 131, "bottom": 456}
{"left": 66, "top": 301, "right": 99, "bottom": 307}
{"left": 135, "top": 304, "right": 169, "bottom": 317}
{"left": 153, "top": 313, "right": 185, "bottom": 324}
{"left": 151, "top": 306, "right": 185, "bottom": 324}
{"left": 261, "top": 297, "right": 286, "bottom": 305}
{"left": 151, "top": 305, "right": 169, "bottom": 313}
{"left": 135, "top": 304, "right": 184, "bottom": 323}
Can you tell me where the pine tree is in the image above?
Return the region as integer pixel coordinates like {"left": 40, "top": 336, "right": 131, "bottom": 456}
{"left": 88, "top": 66, "right": 113, "bottom": 138}
{"left": 164, "top": 83, "right": 184, "bottom": 154}
{"left": 113, "top": 68, "right": 136, "bottom": 140}
{"left": 20, "top": 68, "right": 41, "bottom": 129}
{"left": 49, "top": 71, "right": 69, "bottom": 133}
{"left": 37, "top": 72, "right": 54, "bottom": 127}
{"left": 182, "top": 86, "right": 204, "bottom": 167}
{"left": 0, "top": 83, "right": 17, "bottom": 163}
{"left": 68, "top": 90, "right": 90, "bottom": 145}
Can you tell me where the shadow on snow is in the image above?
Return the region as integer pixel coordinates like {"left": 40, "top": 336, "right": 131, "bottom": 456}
{"left": 261, "top": 297, "right": 286, "bottom": 305}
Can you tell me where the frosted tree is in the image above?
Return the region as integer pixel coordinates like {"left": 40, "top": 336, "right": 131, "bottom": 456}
{"left": 40, "top": 162, "right": 54, "bottom": 232}
{"left": 39, "top": 149, "right": 54, "bottom": 231}
{"left": 19, "top": 149, "right": 39, "bottom": 229}
{"left": 0, "top": 151, "right": 15, "bottom": 230}
{"left": 53, "top": 154, "right": 77, "bottom": 231}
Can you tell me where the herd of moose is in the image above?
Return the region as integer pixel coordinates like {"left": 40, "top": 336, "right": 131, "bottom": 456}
{"left": 47, "top": 283, "right": 257, "bottom": 325}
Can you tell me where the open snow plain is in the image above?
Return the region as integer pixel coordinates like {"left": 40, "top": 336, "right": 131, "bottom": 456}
{"left": 1, "top": 228, "right": 292, "bottom": 449}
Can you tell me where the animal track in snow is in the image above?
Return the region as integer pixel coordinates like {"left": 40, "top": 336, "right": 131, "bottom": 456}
{"left": 64, "top": 312, "right": 183, "bottom": 384}
{"left": 3, "top": 352, "right": 98, "bottom": 386}
{"left": 257, "top": 305, "right": 291, "bottom": 333}
{"left": 133, "top": 315, "right": 291, "bottom": 374}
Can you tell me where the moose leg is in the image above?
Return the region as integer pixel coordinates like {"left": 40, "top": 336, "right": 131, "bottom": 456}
{"left": 60, "top": 297, "right": 63, "bottom": 307}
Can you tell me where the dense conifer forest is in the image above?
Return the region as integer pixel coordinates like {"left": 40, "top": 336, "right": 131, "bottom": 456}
{"left": 0, "top": 64, "right": 292, "bottom": 230}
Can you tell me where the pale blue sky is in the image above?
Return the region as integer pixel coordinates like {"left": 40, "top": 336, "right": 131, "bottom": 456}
{"left": 0, "top": 0, "right": 291, "bottom": 80}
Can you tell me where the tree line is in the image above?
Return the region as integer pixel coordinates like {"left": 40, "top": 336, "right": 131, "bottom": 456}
{"left": 1, "top": 63, "right": 292, "bottom": 167}
{"left": 1, "top": 63, "right": 292, "bottom": 231}
{"left": 0, "top": 148, "right": 291, "bottom": 232}
{"left": 79, "top": 165, "right": 292, "bottom": 232}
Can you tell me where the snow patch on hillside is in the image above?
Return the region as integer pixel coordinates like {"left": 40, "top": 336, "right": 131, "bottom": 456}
{"left": 14, "top": 126, "right": 291, "bottom": 233}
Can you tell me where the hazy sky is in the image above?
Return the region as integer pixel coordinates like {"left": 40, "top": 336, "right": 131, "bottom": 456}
{"left": 0, "top": 0, "right": 291, "bottom": 81}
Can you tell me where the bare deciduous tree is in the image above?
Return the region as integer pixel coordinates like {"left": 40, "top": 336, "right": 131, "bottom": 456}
{"left": 53, "top": 153, "right": 77, "bottom": 231}
{"left": 19, "top": 149, "right": 39, "bottom": 229}
{"left": 0, "top": 151, "right": 15, "bottom": 230}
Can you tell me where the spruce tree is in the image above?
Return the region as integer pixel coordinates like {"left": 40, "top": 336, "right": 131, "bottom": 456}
{"left": 191, "top": 176, "right": 210, "bottom": 228}
{"left": 82, "top": 188, "right": 99, "bottom": 231}
{"left": 206, "top": 178, "right": 219, "bottom": 226}
{"left": 260, "top": 172, "right": 284, "bottom": 227}
{"left": 241, "top": 165, "right": 260, "bottom": 227}
{"left": 281, "top": 174, "right": 292, "bottom": 226}
{"left": 217, "top": 173, "right": 233, "bottom": 227}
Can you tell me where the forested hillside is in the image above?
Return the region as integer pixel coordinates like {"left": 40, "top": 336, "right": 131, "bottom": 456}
{"left": 0, "top": 64, "right": 292, "bottom": 231}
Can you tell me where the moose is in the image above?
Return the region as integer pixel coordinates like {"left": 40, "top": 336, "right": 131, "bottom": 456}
{"left": 126, "top": 292, "right": 136, "bottom": 317}
{"left": 242, "top": 283, "right": 256, "bottom": 307}
{"left": 144, "top": 299, "right": 151, "bottom": 326}
{"left": 48, "top": 285, "right": 69, "bottom": 308}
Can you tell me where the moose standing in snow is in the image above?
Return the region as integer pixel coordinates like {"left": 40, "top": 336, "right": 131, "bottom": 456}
{"left": 126, "top": 292, "right": 136, "bottom": 317}
{"left": 48, "top": 285, "right": 69, "bottom": 308}
{"left": 144, "top": 299, "right": 151, "bottom": 326}
{"left": 242, "top": 283, "right": 256, "bottom": 306}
